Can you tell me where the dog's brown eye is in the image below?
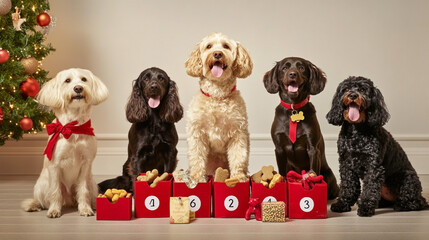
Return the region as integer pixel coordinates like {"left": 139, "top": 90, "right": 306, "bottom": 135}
{"left": 298, "top": 66, "right": 305, "bottom": 72}
{"left": 223, "top": 44, "right": 230, "bottom": 50}
{"left": 65, "top": 78, "right": 71, "bottom": 83}
{"left": 81, "top": 77, "right": 87, "bottom": 82}
{"left": 206, "top": 44, "right": 212, "bottom": 49}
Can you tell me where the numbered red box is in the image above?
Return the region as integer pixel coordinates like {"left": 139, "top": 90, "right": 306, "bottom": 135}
{"left": 288, "top": 180, "right": 327, "bottom": 219}
{"left": 251, "top": 180, "right": 287, "bottom": 215}
{"left": 134, "top": 173, "right": 172, "bottom": 218}
{"left": 173, "top": 178, "right": 212, "bottom": 218}
{"left": 213, "top": 180, "right": 250, "bottom": 218}
{"left": 96, "top": 194, "right": 132, "bottom": 220}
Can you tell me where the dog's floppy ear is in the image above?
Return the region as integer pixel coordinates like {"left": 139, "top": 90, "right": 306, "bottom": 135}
{"left": 233, "top": 42, "right": 253, "bottom": 78}
{"left": 159, "top": 80, "right": 184, "bottom": 123}
{"left": 185, "top": 43, "right": 203, "bottom": 78}
{"left": 326, "top": 83, "right": 345, "bottom": 126}
{"left": 36, "top": 73, "right": 64, "bottom": 109}
{"left": 307, "top": 60, "right": 327, "bottom": 95}
{"left": 126, "top": 79, "right": 149, "bottom": 123}
{"left": 263, "top": 63, "right": 279, "bottom": 94}
{"left": 88, "top": 71, "right": 109, "bottom": 105}
{"left": 367, "top": 86, "right": 390, "bottom": 127}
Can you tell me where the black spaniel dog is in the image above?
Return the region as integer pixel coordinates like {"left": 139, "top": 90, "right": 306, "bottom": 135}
{"left": 98, "top": 67, "right": 183, "bottom": 193}
{"left": 263, "top": 57, "right": 339, "bottom": 199}
{"left": 326, "top": 76, "right": 428, "bottom": 216}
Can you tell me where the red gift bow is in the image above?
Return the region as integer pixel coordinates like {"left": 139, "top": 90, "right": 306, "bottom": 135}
{"left": 44, "top": 119, "right": 95, "bottom": 160}
{"left": 286, "top": 170, "right": 323, "bottom": 190}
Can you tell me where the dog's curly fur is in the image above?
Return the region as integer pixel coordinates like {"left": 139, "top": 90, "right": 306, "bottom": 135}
{"left": 98, "top": 67, "right": 183, "bottom": 193}
{"left": 263, "top": 57, "right": 339, "bottom": 199}
{"left": 326, "top": 76, "right": 428, "bottom": 216}
{"left": 21, "top": 68, "right": 109, "bottom": 218}
{"left": 185, "top": 33, "right": 253, "bottom": 182}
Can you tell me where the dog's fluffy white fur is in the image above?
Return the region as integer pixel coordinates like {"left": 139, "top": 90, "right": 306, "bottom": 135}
{"left": 185, "top": 33, "right": 253, "bottom": 182}
{"left": 21, "top": 68, "right": 108, "bottom": 218}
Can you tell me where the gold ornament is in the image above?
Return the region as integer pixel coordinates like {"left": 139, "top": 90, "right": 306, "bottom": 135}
{"left": 20, "top": 57, "right": 38, "bottom": 75}
{"left": 0, "top": 0, "right": 12, "bottom": 16}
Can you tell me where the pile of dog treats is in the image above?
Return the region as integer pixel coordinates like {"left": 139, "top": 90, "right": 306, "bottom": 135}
{"left": 136, "top": 169, "right": 169, "bottom": 188}
{"left": 214, "top": 167, "right": 239, "bottom": 187}
{"left": 251, "top": 165, "right": 283, "bottom": 189}
{"left": 98, "top": 189, "right": 131, "bottom": 203}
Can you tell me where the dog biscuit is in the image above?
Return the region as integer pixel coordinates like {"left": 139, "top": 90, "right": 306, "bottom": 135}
{"left": 261, "top": 180, "right": 269, "bottom": 188}
{"left": 269, "top": 173, "right": 283, "bottom": 189}
{"left": 147, "top": 169, "right": 159, "bottom": 182}
{"left": 137, "top": 175, "right": 148, "bottom": 181}
{"left": 261, "top": 165, "right": 274, "bottom": 181}
{"left": 150, "top": 172, "right": 169, "bottom": 188}
{"left": 99, "top": 189, "right": 129, "bottom": 203}
{"left": 225, "top": 177, "right": 239, "bottom": 187}
{"left": 251, "top": 170, "right": 263, "bottom": 183}
{"left": 214, "top": 167, "right": 230, "bottom": 182}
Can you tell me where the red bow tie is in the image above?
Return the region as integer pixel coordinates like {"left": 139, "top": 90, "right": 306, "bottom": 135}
{"left": 44, "top": 119, "right": 95, "bottom": 160}
{"left": 280, "top": 96, "right": 310, "bottom": 143}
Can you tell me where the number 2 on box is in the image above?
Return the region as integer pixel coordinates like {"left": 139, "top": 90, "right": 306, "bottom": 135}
{"left": 224, "top": 195, "right": 239, "bottom": 211}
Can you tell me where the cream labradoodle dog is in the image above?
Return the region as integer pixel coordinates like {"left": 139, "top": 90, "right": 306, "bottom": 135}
{"left": 185, "top": 32, "right": 253, "bottom": 182}
{"left": 22, "top": 68, "right": 108, "bottom": 218}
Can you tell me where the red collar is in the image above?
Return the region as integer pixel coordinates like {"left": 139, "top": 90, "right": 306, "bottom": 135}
{"left": 280, "top": 96, "right": 310, "bottom": 110}
{"left": 201, "top": 85, "right": 236, "bottom": 98}
{"left": 44, "top": 119, "right": 95, "bottom": 160}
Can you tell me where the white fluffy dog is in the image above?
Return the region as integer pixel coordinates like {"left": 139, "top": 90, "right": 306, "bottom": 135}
{"left": 21, "top": 68, "right": 108, "bottom": 218}
{"left": 185, "top": 33, "right": 253, "bottom": 182}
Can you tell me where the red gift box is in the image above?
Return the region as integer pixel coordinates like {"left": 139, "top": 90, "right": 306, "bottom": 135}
{"left": 96, "top": 194, "right": 132, "bottom": 220}
{"left": 173, "top": 178, "right": 212, "bottom": 218}
{"left": 288, "top": 180, "right": 327, "bottom": 219}
{"left": 134, "top": 173, "right": 172, "bottom": 218}
{"left": 251, "top": 180, "right": 287, "bottom": 215}
{"left": 213, "top": 180, "right": 250, "bottom": 218}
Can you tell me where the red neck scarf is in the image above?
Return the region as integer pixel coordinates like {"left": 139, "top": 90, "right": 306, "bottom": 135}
{"left": 201, "top": 85, "right": 236, "bottom": 98}
{"left": 44, "top": 119, "right": 95, "bottom": 160}
{"left": 280, "top": 96, "right": 310, "bottom": 143}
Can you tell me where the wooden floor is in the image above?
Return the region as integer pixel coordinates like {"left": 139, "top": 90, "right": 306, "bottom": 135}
{"left": 1, "top": 175, "right": 429, "bottom": 240}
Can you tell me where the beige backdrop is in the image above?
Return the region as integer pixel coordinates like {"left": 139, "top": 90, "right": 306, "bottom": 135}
{"left": 2, "top": 0, "right": 429, "bottom": 176}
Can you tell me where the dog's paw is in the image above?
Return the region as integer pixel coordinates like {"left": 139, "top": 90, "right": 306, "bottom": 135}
{"left": 47, "top": 209, "right": 62, "bottom": 218}
{"left": 330, "top": 201, "right": 351, "bottom": 212}
{"left": 357, "top": 200, "right": 376, "bottom": 217}
{"left": 79, "top": 208, "right": 95, "bottom": 217}
{"left": 21, "top": 199, "right": 42, "bottom": 212}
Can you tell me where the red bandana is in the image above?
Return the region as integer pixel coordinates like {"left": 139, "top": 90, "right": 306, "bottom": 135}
{"left": 280, "top": 96, "right": 310, "bottom": 143}
{"left": 44, "top": 119, "right": 95, "bottom": 160}
{"left": 201, "top": 85, "right": 236, "bottom": 97}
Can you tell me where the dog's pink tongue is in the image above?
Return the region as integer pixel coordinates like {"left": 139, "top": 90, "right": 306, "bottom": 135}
{"left": 288, "top": 85, "right": 298, "bottom": 93}
{"left": 348, "top": 105, "right": 360, "bottom": 121}
{"left": 148, "top": 96, "right": 161, "bottom": 108}
{"left": 211, "top": 65, "right": 223, "bottom": 78}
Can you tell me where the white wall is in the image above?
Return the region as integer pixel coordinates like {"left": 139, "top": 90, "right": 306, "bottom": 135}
{"left": 2, "top": 0, "right": 429, "bottom": 176}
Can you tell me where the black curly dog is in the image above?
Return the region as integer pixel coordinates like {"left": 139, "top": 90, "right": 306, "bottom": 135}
{"left": 98, "top": 67, "right": 183, "bottom": 193}
{"left": 326, "top": 76, "right": 428, "bottom": 216}
{"left": 263, "top": 57, "right": 339, "bottom": 199}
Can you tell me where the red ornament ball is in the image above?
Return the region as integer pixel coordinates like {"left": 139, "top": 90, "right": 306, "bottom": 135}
{"left": 37, "top": 12, "right": 51, "bottom": 27}
{"left": 0, "top": 107, "right": 3, "bottom": 124}
{"left": 20, "top": 77, "right": 40, "bottom": 98}
{"left": 20, "top": 117, "right": 33, "bottom": 131}
{"left": 0, "top": 48, "right": 9, "bottom": 63}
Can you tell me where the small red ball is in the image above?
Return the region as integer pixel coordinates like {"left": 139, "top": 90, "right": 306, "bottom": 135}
{"left": 0, "top": 107, "right": 3, "bottom": 125}
{"left": 20, "top": 77, "right": 40, "bottom": 98}
{"left": 0, "top": 48, "right": 9, "bottom": 63}
{"left": 20, "top": 117, "right": 33, "bottom": 131}
{"left": 37, "top": 12, "right": 51, "bottom": 27}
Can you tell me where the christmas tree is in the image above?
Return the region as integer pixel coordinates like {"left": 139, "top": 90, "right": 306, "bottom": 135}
{"left": 0, "top": 0, "right": 55, "bottom": 145}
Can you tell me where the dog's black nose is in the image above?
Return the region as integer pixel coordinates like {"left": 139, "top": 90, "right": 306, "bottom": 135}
{"left": 213, "top": 51, "right": 223, "bottom": 59}
{"left": 349, "top": 92, "right": 358, "bottom": 100}
{"left": 288, "top": 71, "right": 297, "bottom": 79}
{"left": 74, "top": 85, "right": 83, "bottom": 94}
